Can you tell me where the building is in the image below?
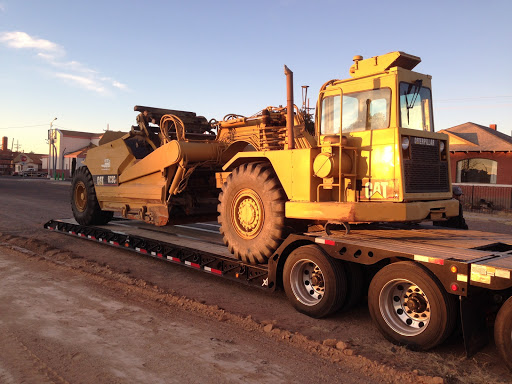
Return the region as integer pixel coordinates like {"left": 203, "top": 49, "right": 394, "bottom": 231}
{"left": 13, "top": 153, "right": 44, "bottom": 174}
{"left": 439, "top": 122, "right": 512, "bottom": 211}
{"left": 0, "top": 136, "right": 16, "bottom": 175}
{"left": 42, "top": 129, "right": 126, "bottom": 178}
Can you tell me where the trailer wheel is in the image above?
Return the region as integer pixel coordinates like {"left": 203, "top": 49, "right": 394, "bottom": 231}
{"left": 495, "top": 296, "right": 512, "bottom": 371}
{"left": 283, "top": 245, "right": 347, "bottom": 318}
{"left": 71, "top": 166, "right": 113, "bottom": 225}
{"left": 368, "top": 261, "right": 457, "bottom": 350}
{"left": 218, "top": 162, "right": 286, "bottom": 264}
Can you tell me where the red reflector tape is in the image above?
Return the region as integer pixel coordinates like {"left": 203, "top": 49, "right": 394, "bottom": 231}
{"left": 315, "top": 238, "right": 336, "bottom": 246}
{"left": 204, "top": 266, "right": 222, "bottom": 275}
{"left": 136, "top": 248, "right": 147, "bottom": 254}
{"left": 157, "top": 253, "right": 163, "bottom": 258}
{"left": 184, "top": 261, "right": 200, "bottom": 269}
{"left": 414, "top": 255, "right": 445, "bottom": 265}
{"left": 167, "top": 256, "right": 181, "bottom": 262}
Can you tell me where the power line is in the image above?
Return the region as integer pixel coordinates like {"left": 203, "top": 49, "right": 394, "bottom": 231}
{"left": 437, "top": 95, "right": 512, "bottom": 102}
{"left": 0, "top": 124, "right": 49, "bottom": 129}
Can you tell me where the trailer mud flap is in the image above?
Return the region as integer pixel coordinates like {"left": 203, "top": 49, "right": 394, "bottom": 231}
{"left": 460, "top": 295, "right": 489, "bottom": 357}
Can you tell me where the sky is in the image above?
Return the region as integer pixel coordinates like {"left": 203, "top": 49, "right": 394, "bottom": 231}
{"left": 1, "top": 0, "right": 511, "bottom": 154}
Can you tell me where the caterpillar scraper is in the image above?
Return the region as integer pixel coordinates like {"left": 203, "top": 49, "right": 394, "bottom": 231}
{"left": 71, "top": 51, "right": 459, "bottom": 264}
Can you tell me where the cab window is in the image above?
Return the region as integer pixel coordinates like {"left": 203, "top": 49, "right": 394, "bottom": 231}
{"left": 320, "top": 89, "right": 391, "bottom": 135}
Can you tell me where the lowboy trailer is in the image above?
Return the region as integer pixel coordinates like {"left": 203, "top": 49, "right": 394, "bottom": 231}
{"left": 45, "top": 218, "right": 512, "bottom": 370}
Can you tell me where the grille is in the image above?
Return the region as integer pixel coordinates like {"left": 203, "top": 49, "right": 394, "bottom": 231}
{"left": 404, "top": 138, "right": 449, "bottom": 193}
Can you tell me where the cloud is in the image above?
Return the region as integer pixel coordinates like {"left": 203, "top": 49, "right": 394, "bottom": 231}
{"left": 54, "top": 73, "right": 107, "bottom": 94}
{"left": 0, "top": 31, "right": 63, "bottom": 54}
{"left": 0, "top": 3, "right": 6, "bottom": 12}
{"left": 0, "top": 30, "right": 128, "bottom": 95}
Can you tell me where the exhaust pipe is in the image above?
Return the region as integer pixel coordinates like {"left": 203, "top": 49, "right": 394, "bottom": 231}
{"left": 284, "top": 65, "right": 294, "bottom": 150}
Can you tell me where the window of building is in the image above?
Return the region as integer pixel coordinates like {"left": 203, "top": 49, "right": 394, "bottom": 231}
{"left": 320, "top": 88, "right": 391, "bottom": 135}
{"left": 456, "top": 158, "right": 497, "bottom": 184}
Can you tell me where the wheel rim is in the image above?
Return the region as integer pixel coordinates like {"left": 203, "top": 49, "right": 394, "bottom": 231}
{"left": 74, "top": 181, "right": 87, "bottom": 212}
{"left": 290, "top": 259, "right": 325, "bottom": 306}
{"left": 379, "top": 279, "right": 431, "bottom": 336}
{"left": 231, "top": 188, "right": 264, "bottom": 239}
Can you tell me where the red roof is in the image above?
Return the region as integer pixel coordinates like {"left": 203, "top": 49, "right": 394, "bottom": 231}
{"left": 439, "top": 122, "right": 512, "bottom": 152}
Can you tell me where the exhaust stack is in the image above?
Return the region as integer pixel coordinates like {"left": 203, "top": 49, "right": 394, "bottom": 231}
{"left": 284, "top": 65, "right": 294, "bottom": 150}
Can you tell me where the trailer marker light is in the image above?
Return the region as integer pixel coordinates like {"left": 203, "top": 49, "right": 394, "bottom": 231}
{"left": 450, "top": 266, "right": 458, "bottom": 274}
{"left": 450, "top": 283, "right": 459, "bottom": 292}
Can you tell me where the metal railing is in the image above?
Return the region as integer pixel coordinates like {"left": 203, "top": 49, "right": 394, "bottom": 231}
{"left": 454, "top": 183, "right": 512, "bottom": 213}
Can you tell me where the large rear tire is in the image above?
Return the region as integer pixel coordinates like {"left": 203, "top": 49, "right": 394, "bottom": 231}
{"left": 495, "top": 296, "right": 512, "bottom": 371}
{"left": 218, "top": 162, "right": 286, "bottom": 264}
{"left": 283, "top": 245, "right": 347, "bottom": 318}
{"left": 71, "top": 166, "right": 114, "bottom": 225}
{"left": 368, "top": 261, "right": 457, "bottom": 350}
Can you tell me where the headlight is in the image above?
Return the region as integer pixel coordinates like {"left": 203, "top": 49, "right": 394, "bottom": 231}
{"left": 402, "top": 136, "right": 410, "bottom": 150}
{"left": 439, "top": 141, "right": 445, "bottom": 152}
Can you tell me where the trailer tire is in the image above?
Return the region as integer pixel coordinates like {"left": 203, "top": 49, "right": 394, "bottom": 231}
{"left": 494, "top": 296, "right": 512, "bottom": 371}
{"left": 71, "top": 166, "right": 114, "bottom": 225}
{"left": 283, "top": 245, "right": 347, "bottom": 318}
{"left": 368, "top": 261, "right": 457, "bottom": 350}
{"left": 218, "top": 162, "right": 286, "bottom": 264}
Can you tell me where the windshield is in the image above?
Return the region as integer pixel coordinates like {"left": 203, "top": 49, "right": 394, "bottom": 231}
{"left": 399, "top": 81, "right": 433, "bottom": 131}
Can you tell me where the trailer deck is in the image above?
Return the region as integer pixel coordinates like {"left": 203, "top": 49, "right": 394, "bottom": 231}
{"left": 45, "top": 218, "right": 512, "bottom": 294}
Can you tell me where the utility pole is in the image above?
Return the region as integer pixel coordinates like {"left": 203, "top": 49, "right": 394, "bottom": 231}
{"left": 48, "top": 118, "right": 57, "bottom": 178}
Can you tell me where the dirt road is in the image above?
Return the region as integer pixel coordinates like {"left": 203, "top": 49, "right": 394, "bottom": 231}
{"left": 1, "top": 177, "right": 512, "bottom": 383}
{"left": 1, "top": 244, "right": 375, "bottom": 384}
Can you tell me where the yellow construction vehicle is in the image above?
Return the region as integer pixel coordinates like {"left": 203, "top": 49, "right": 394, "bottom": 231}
{"left": 71, "top": 51, "right": 459, "bottom": 264}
